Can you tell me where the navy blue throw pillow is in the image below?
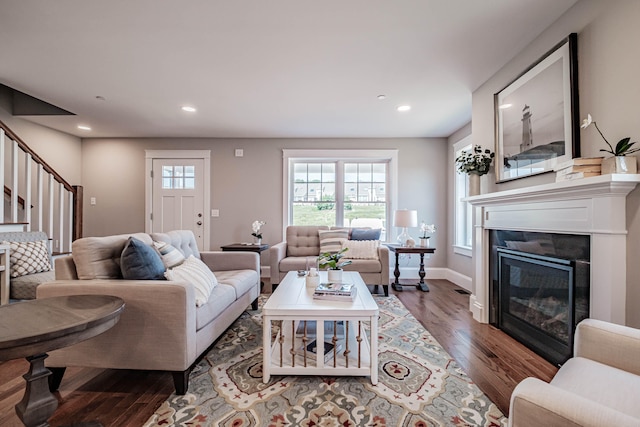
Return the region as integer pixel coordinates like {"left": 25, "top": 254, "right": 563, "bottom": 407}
{"left": 350, "top": 228, "right": 381, "bottom": 241}
{"left": 121, "top": 237, "right": 166, "bottom": 280}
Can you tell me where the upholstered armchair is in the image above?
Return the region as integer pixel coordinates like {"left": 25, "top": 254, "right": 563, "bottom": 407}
{"left": 509, "top": 318, "right": 640, "bottom": 427}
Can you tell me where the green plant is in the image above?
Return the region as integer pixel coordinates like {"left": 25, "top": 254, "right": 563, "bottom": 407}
{"left": 581, "top": 114, "right": 639, "bottom": 156}
{"left": 455, "top": 145, "right": 495, "bottom": 175}
{"left": 318, "top": 248, "right": 352, "bottom": 270}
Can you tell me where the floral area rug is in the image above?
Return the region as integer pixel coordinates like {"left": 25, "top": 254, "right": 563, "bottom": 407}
{"left": 144, "top": 296, "right": 506, "bottom": 427}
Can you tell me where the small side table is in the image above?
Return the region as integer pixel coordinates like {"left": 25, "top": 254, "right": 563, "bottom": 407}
{"left": 385, "top": 244, "right": 436, "bottom": 292}
{"left": 220, "top": 243, "right": 269, "bottom": 288}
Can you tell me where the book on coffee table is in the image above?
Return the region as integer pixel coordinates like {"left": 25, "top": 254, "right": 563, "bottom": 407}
{"left": 296, "top": 339, "right": 343, "bottom": 362}
{"left": 313, "top": 282, "right": 357, "bottom": 301}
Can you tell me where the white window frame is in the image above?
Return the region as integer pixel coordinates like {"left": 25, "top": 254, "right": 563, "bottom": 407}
{"left": 453, "top": 137, "right": 472, "bottom": 257}
{"left": 282, "top": 149, "right": 398, "bottom": 241}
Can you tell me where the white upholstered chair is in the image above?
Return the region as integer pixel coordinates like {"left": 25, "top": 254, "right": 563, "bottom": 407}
{"left": 509, "top": 318, "right": 640, "bottom": 427}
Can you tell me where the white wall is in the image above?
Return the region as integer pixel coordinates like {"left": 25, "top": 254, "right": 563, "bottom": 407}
{"left": 470, "top": 0, "right": 640, "bottom": 326}
{"left": 81, "top": 137, "right": 448, "bottom": 272}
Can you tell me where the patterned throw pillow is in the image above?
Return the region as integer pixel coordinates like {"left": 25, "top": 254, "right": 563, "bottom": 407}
{"left": 341, "top": 239, "right": 380, "bottom": 259}
{"left": 164, "top": 255, "right": 218, "bottom": 306}
{"left": 153, "top": 240, "right": 186, "bottom": 268}
{"left": 2, "top": 240, "right": 52, "bottom": 278}
{"left": 318, "top": 229, "right": 349, "bottom": 254}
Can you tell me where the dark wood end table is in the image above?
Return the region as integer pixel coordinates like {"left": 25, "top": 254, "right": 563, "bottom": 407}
{"left": 221, "top": 243, "right": 270, "bottom": 290}
{"left": 385, "top": 244, "right": 436, "bottom": 292}
{"left": 0, "top": 295, "right": 125, "bottom": 427}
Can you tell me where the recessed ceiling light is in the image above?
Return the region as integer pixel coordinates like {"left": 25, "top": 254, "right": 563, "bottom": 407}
{"left": 377, "top": 95, "right": 386, "bottom": 100}
{"left": 181, "top": 106, "right": 197, "bottom": 113}
{"left": 397, "top": 105, "right": 411, "bottom": 112}
{"left": 77, "top": 125, "right": 91, "bottom": 131}
{"left": 499, "top": 103, "right": 513, "bottom": 110}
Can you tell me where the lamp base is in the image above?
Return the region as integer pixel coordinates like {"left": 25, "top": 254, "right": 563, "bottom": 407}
{"left": 397, "top": 228, "right": 412, "bottom": 247}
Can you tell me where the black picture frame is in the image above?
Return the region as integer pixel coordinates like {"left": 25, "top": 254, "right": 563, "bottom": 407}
{"left": 494, "top": 33, "right": 579, "bottom": 183}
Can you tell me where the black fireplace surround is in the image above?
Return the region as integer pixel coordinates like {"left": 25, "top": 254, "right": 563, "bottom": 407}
{"left": 489, "top": 230, "right": 590, "bottom": 366}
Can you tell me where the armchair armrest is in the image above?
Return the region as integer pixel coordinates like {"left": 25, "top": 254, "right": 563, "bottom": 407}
{"left": 199, "top": 251, "right": 259, "bottom": 273}
{"left": 36, "top": 279, "right": 197, "bottom": 371}
{"left": 509, "top": 377, "right": 639, "bottom": 427}
{"left": 269, "top": 241, "right": 287, "bottom": 284}
{"left": 377, "top": 244, "right": 389, "bottom": 284}
{"left": 575, "top": 318, "right": 640, "bottom": 375}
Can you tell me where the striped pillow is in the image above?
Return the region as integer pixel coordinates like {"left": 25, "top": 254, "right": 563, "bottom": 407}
{"left": 318, "top": 229, "right": 349, "bottom": 254}
{"left": 153, "top": 240, "right": 186, "bottom": 268}
{"left": 164, "top": 255, "right": 218, "bottom": 306}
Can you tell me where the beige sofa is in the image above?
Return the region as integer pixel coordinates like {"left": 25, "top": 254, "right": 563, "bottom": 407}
{"left": 509, "top": 319, "right": 640, "bottom": 426}
{"left": 270, "top": 225, "right": 390, "bottom": 295}
{"left": 36, "top": 230, "right": 260, "bottom": 394}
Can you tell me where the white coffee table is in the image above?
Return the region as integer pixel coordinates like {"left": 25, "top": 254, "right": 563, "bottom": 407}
{"left": 262, "top": 271, "right": 379, "bottom": 384}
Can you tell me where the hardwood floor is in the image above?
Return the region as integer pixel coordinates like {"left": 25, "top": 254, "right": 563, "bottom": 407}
{"left": 0, "top": 279, "right": 557, "bottom": 426}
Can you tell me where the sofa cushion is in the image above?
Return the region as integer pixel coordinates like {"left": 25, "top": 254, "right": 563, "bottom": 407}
{"left": 280, "top": 256, "right": 318, "bottom": 272}
{"left": 10, "top": 270, "right": 56, "bottom": 300}
{"left": 286, "top": 226, "right": 328, "bottom": 257}
{"left": 342, "top": 239, "right": 379, "bottom": 259}
{"left": 318, "top": 229, "right": 349, "bottom": 254}
{"left": 153, "top": 240, "right": 186, "bottom": 268}
{"left": 551, "top": 357, "right": 640, "bottom": 418}
{"left": 215, "top": 269, "right": 259, "bottom": 299}
{"left": 195, "top": 284, "right": 236, "bottom": 331}
{"left": 342, "top": 259, "right": 383, "bottom": 273}
{"left": 73, "top": 233, "right": 152, "bottom": 279}
{"left": 350, "top": 228, "right": 381, "bottom": 241}
{"left": 165, "top": 255, "right": 218, "bottom": 306}
{"left": 2, "top": 240, "right": 52, "bottom": 278}
{"left": 121, "top": 237, "right": 166, "bottom": 280}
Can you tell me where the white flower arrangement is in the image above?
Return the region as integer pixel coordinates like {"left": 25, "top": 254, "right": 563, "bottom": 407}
{"left": 419, "top": 222, "right": 436, "bottom": 239}
{"left": 581, "top": 114, "right": 639, "bottom": 156}
{"left": 251, "top": 220, "right": 266, "bottom": 239}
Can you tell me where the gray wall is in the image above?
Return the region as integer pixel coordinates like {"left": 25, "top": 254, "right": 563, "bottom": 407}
{"left": 81, "top": 137, "right": 448, "bottom": 271}
{"left": 471, "top": 0, "right": 640, "bottom": 326}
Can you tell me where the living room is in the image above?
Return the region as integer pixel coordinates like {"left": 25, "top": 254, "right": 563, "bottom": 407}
{"left": 1, "top": 1, "right": 640, "bottom": 426}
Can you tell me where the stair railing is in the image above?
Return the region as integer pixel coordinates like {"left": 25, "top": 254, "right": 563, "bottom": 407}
{"left": 1, "top": 120, "right": 83, "bottom": 254}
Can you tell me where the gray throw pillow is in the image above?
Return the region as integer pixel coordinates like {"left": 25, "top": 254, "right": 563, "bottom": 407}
{"left": 350, "top": 228, "right": 381, "bottom": 241}
{"left": 121, "top": 237, "right": 166, "bottom": 280}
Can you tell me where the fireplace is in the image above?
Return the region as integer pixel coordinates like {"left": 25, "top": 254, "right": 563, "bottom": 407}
{"left": 489, "top": 231, "right": 590, "bottom": 365}
{"left": 467, "top": 175, "right": 640, "bottom": 334}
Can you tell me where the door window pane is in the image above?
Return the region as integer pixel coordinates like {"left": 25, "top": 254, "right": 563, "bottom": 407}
{"left": 161, "top": 165, "right": 196, "bottom": 189}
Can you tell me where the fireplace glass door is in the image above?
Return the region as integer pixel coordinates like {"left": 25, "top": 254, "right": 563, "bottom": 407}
{"left": 498, "top": 248, "right": 578, "bottom": 365}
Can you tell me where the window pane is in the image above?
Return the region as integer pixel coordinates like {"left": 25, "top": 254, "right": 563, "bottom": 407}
{"left": 184, "top": 166, "right": 195, "bottom": 177}
{"left": 357, "top": 164, "right": 372, "bottom": 182}
{"left": 184, "top": 177, "right": 195, "bottom": 189}
{"left": 162, "top": 178, "right": 172, "bottom": 189}
{"left": 174, "top": 166, "right": 183, "bottom": 177}
{"left": 173, "top": 178, "right": 183, "bottom": 189}
{"left": 292, "top": 202, "right": 336, "bottom": 226}
{"left": 162, "top": 166, "right": 173, "bottom": 177}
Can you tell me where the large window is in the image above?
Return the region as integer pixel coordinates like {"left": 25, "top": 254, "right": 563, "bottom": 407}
{"left": 454, "top": 137, "right": 472, "bottom": 255}
{"left": 284, "top": 150, "right": 397, "bottom": 241}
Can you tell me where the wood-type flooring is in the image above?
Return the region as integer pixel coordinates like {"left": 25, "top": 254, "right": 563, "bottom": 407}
{"left": 0, "top": 279, "right": 557, "bottom": 426}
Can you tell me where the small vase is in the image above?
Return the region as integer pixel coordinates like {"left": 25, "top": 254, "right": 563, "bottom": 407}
{"left": 420, "top": 238, "right": 430, "bottom": 248}
{"left": 468, "top": 173, "right": 481, "bottom": 196}
{"left": 601, "top": 156, "right": 637, "bottom": 174}
{"left": 327, "top": 269, "right": 343, "bottom": 283}
{"left": 253, "top": 237, "right": 262, "bottom": 245}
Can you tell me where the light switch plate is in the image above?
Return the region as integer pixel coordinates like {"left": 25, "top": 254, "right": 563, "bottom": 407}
{"left": 211, "top": 209, "right": 220, "bottom": 217}
{"left": 235, "top": 149, "right": 244, "bottom": 157}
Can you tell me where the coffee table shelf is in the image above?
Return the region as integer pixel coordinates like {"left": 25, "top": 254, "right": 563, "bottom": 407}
{"left": 262, "top": 271, "right": 379, "bottom": 384}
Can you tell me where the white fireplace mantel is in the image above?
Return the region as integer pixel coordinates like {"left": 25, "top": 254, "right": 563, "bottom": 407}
{"left": 466, "top": 174, "right": 640, "bottom": 325}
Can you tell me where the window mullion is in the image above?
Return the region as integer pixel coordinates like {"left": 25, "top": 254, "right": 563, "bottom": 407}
{"left": 335, "top": 160, "right": 344, "bottom": 227}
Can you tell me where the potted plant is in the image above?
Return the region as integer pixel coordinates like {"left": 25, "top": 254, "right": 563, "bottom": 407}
{"left": 251, "top": 220, "right": 266, "bottom": 244}
{"left": 318, "top": 248, "right": 352, "bottom": 282}
{"left": 581, "top": 114, "right": 638, "bottom": 174}
{"left": 419, "top": 222, "right": 436, "bottom": 247}
{"left": 455, "top": 145, "right": 495, "bottom": 196}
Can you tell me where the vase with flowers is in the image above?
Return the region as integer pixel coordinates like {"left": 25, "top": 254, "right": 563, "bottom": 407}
{"left": 419, "top": 222, "right": 436, "bottom": 247}
{"left": 581, "top": 114, "right": 638, "bottom": 174}
{"left": 251, "top": 220, "right": 266, "bottom": 245}
{"left": 455, "top": 145, "right": 495, "bottom": 196}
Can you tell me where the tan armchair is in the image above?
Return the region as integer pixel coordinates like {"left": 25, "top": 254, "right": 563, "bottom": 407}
{"left": 509, "top": 318, "right": 640, "bottom": 427}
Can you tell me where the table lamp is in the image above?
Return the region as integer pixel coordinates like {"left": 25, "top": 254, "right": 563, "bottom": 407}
{"left": 393, "top": 209, "right": 418, "bottom": 246}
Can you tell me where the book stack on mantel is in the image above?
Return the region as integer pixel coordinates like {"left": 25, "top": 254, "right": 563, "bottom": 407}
{"left": 554, "top": 157, "right": 604, "bottom": 182}
{"left": 313, "top": 282, "right": 357, "bottom": 301}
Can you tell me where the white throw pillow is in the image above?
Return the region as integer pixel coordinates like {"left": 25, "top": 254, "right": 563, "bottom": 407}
{"left": 341, "top": 240, "right": 379, "bottom": 259}
{"left": 153, "top": 240, "right": 186, "bottom": 268}
{"left": 2, "top": 240, "right": 52, "bottom": 278}
{"left": 164, "top": 255, "right": 218, "bottom": 306}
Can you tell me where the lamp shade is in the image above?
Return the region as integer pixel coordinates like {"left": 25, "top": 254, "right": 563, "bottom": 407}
{"left": 393, "top": 209, "right": 418, "bottom": 228}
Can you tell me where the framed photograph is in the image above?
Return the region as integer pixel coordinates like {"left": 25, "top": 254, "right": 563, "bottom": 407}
{"left": 494, "top": 33, "right": 579, "bottom": 183}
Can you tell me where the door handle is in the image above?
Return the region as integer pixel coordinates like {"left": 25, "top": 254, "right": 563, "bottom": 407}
{"left": 197, "top": 221, "right": 203, "bottom": 226}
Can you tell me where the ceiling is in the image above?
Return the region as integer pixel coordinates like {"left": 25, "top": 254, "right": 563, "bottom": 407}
{"left": 0, "top": 0, "right": 578, "bottom": 139}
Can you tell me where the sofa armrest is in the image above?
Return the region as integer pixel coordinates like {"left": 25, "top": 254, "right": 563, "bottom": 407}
{"left": 54, "top": 255, "right": 78, "bottom": 280}
{"left": 199, "top": 251, "right": 259, "bottom": 273}
{"left": 575, "top": 318, "right": 640, "bottom": 375}
{"left": 36, "top": 279, "right": 197, "bottom": 371}
{"left": 378, "top": 245, "right": 389, "bottom": 284}
{"left": 509, "top": 377, "right": 639, "bottom": 427}
{"left": 269, "top": 242, "right": 287, "bottom": 284}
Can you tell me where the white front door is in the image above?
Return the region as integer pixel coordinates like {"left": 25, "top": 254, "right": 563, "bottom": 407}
{"left": 150, "top": 157, "right": 206, "bottom": 248}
